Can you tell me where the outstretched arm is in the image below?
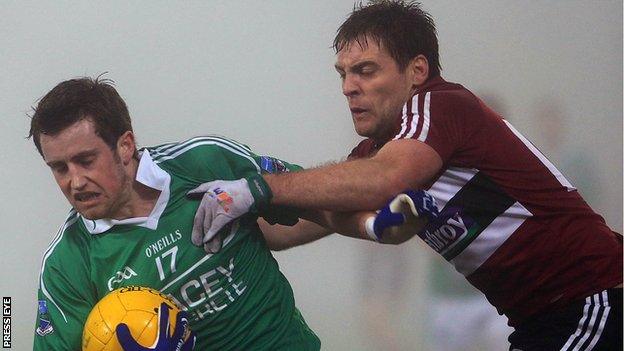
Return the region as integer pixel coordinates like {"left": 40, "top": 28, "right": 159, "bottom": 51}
{"left": 259, "top": 190, "right": 439, "bottom": 250}
{"left": 265, "top": 139, "right": 442, "bottom": 211}
{"left": 185, "top": 140, "right": 442, "bottom": 250}
{"left": 258, "top": 210, "right": 377, "bottom": 251}
{"left": 259, "top": 218, "right": 334, "bottom": 251}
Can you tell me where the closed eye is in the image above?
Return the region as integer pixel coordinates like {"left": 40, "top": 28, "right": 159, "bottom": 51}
{"left": 335, "top": 66, "right": 346, "bottom": 80}
{"left": 48, "top": 162, "right": 68, "bottom": 174}
{"left": 78, "top": 157, "right": 95, "bottom": 167}
{"left": 353, "top": 63, "right": 378, "bottom": 76}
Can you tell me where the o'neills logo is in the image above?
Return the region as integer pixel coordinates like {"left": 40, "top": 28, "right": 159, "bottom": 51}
{"left": 418, "top": 209, "right": 474, "bottom": 256}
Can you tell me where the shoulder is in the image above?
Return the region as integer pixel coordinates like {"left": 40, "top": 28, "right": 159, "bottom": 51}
{"left": 147, "top": 135, "right": 259, "bottom": 171}
{"left": 395, "top": 78, "right": 504, "bottom": 160}
{"left": 405, "top": 80, "right": 501, "bottom": 138}
{"left": 146, "top": 135, "right": 254, "bottom": 163}
{"left": 144, "top": 136, "right": 261, "bottom": 180}
{"left": 418, "top": 80, "right": 485, "bottom": 116}
{"left": 40, "top": 210, "right": 88, "bottom": 271}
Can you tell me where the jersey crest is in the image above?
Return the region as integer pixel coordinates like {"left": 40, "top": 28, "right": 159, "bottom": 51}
{"left": 107, "top": 266, "right": 139, "bottom": 291}
{"left": 35, "top": 300, "right": 54, "bottom": 336}
{"left": 260, "top": 156, "right": 290, "bottom": 174}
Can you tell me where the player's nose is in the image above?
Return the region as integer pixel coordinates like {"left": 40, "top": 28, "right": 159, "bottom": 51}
{"left": 69, "top": 167, "right": 87, "bottom": 190}
{"left": 342, "top": 75, "right": 360, "bottom": 97}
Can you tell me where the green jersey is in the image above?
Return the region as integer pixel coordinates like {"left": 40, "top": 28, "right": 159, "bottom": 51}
{"left": 33, "top": 136, "right": 320, "bottom": 351}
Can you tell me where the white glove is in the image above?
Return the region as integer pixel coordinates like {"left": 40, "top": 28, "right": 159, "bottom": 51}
{"left": 187, "top": 179, "right": 254, "bottom": 253}
{"left": 365, "top": 190, "right": 438, "bottom": 244}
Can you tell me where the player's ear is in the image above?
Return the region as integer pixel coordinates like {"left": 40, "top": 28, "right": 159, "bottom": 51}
{"left": 117, "top": 131, "right": 136, "bottom": 165}
{"left": 408, "top": 54, "right": 429, "bottom": 88}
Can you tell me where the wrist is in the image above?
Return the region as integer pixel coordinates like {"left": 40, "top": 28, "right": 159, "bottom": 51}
{"left": 364, "top": 216, "right": 379, "bottom": 241}
{"left": 246, "top": 173, "right": 273, "bottom": 212}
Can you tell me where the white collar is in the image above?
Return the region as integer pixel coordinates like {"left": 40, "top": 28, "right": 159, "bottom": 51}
{"left": 81, "top": 150, "right": 171, "bottom": 235}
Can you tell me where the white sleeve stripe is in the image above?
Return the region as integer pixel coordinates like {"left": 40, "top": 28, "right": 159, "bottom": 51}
{"left": 151, "top": 136, "right": 251, "bottom": 159}
{"left": 395, "top": 102, "right": 410, "bottom": 139}
{"left": 39, "top": 210, "right": 79, "bottom": 324}
{"left": 150, "top": 141, "right": 178, "bottom": 154}
{"left": 503, "top": 120, "right": 575, "bottom": 190}
{"left": 193, "top": 135, "right": 253, "bottom": 153}
{"left": 394, "top": 94, "right": 418, "bottom": 140}
{"left": 154, "top": 140, "right": 261, "bottom": 173}
{"left": 405, "top": 94, "right": 420, "bottom": 139}
{"left": 151, "top": 136, "right": 252, "bottom": 161}
{"left": 152, "top": 137, "right": 212, "bottom": 156}
{"left": 40, "top": 210, "right": 77, "bottom": 265}
{"left": 417, "top": 92, "right": 431, "bottom": 141}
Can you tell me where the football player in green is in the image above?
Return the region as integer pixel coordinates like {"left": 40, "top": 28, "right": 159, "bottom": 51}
{"left": 29, "top": 77, "right": 433, "bottom": 351}
{"left": 29, "top": 77, "right": 321, "bottom": 351}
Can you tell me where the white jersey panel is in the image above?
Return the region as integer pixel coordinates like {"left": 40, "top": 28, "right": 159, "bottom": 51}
{"left": 451, "top": 201, "right": 532, "bottom": 275}
{"left": 426, "top": 166, "right": 479, "bottom": 208}
{"left": 425, "top": 166, "right": 533, "bottom": 275}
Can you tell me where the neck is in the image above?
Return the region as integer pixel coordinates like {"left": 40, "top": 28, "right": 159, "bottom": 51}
{"left": 129, "top": 181, "right": 161, "bottom": 217}
{"left": 111, "top": 157, "right": 161, "bottom": 219}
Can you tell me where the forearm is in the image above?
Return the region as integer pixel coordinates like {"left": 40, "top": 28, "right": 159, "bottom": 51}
{"left": 258, "top": 218, "right": 334, "bottom": 251}
{"left": 262, "top": 139, "right": 442, "bottom": 212}
{"left": 301, "top": 188, "right": 437, "bottom": 245}
{"left": 300, "top": 209, "right": 374, "bottom": 241}
{"left": 258, "top": 209, "right": 374, "bottom": 251}
{"left": 265, "top": 158, "right": 406, "bottom": 211}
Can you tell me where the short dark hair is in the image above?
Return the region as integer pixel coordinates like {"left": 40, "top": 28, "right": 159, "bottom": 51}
{"left": 333, "top": 0, "right": 441, "bottom": 76}
{"left": 28, "top": 76, "right": 133, "bottom": 156}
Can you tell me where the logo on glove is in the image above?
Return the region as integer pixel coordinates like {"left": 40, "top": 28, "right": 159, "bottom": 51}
{"left": 212, "top": 188, "right": 234, "bottom": 213}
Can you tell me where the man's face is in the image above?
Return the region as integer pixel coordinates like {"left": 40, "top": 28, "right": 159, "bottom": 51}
{"left": 335, "top": 39, "right": 416, "bottom": 140}
{"left": 40, "top": 119, "right": 131, "bottom": 220}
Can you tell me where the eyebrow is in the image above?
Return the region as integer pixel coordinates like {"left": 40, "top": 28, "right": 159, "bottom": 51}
{"left": 45, "top": 149, "right": 98, "bottom": 167}
{"left": 335, "top": 60, "right": 379, "bottom": 72}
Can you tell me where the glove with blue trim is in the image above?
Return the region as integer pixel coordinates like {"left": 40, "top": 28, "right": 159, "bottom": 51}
{"left": 365, "top": 189, "right": 439, "bottom": 244}
{"left": 116, "top": 303, "right": 196, "bottom": 351}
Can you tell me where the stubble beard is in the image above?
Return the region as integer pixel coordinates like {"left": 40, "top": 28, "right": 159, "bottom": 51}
{"left": 84, "top": 157, "right": 132, "bottom": 220}
{"left": 362, "top": 114, "right": 397, "bottom": 142}
{"left": 105, "top": 161, "right": 133, "bottom": 220}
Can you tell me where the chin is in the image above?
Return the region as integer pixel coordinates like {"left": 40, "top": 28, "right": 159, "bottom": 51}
{"left": 357, "top": 128, "right": 382, "bottom": 140}
{"left": 354, "top": 124, "right": 374, "bottom": 138}
{"left": 75, "top": 207, "right": 106, "bottom": 220}
{"left": 78, "top": 212, "right": 99, "bottom": 220}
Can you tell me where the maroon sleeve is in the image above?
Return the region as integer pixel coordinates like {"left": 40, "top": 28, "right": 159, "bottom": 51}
{"left": 347, "top": 139, "right": 376, "bottom": 160}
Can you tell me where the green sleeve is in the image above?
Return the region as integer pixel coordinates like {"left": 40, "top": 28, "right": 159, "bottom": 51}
{"left": 33, "top": 225, "right": 97, "bottom": 350}
{"left": 149, "top": 136, "right": 263, "bottom": 182}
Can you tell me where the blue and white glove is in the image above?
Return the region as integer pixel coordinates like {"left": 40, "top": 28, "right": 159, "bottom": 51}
{"left": 116, "top": 303, "right": 196, "bottom": 351}
{"left": 365, "top": 189, "right": 439, "bottom": 242}
{"left": 186, "top": 174, "right": 271, "bottom": 253}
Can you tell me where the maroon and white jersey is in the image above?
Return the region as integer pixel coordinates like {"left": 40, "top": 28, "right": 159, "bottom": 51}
{"left": 349, "top": 76, "right": 623, "bottom": 326}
